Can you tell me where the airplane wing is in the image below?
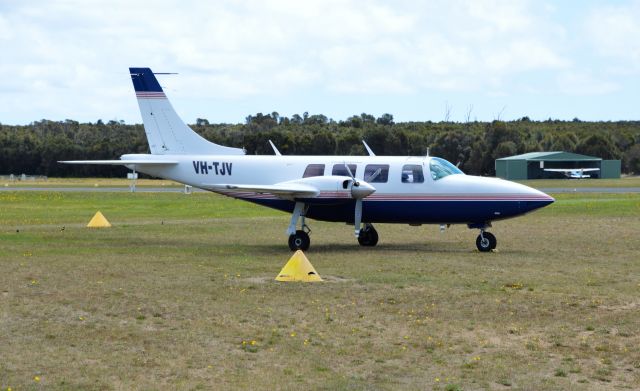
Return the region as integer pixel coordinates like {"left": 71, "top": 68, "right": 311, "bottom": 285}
{"left": 543, "top": 168, "right": 599, "bottom": 172}
{"left": 59, "top": 160, "right": 178, "bottom": 165}
{"left": 204, "top": 183, "right": 320, "bottom": 199}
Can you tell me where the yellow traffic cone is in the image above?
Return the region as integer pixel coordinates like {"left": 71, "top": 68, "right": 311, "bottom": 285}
{"left": 276, "top": 250, "right": 323, "bottom": 282}
{"left": 87, "top": 211, "right": 111, "bottom": 228}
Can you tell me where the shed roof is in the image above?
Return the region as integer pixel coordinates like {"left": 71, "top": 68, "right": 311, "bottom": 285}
{"left": 496, "top": 151, "right": 601, "bottom": 162}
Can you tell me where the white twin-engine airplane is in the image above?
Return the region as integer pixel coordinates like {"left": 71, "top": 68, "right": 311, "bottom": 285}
{"left": 61, "top": 67, "right": 555, "bottom": 252}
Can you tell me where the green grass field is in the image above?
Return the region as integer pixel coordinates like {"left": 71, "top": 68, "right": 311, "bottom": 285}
{"left": 1, "top": 189, "right": 639, "bottom": 390}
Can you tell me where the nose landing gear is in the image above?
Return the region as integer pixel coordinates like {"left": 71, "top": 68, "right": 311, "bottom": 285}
{"left": 476, "top": 230, "right": 497, "bottom": 252}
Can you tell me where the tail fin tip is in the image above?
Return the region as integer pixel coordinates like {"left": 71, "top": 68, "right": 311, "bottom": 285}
{"left": 129, "top": 67, "right": 163, "bottom": 93}
{"left": 129, "top": 66, "right": 245, "bottom": 156}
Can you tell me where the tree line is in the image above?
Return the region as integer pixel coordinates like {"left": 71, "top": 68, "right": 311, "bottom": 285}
{"left": 1, "top": 114, "right": 639, "bottom": 178}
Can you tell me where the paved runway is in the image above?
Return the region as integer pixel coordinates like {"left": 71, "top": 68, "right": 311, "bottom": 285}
{"left": 538, "top": 187, "right": 640, "bottom": 193}
{"left": 0, "top": 186, "right": 205, "bottom": 193}
{"left": 2, "top": 186, "right": 640, "bottom": 193}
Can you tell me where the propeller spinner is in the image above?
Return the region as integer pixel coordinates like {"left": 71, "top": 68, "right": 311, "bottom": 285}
{"left": 343, "top": 163, "right": 376, "bottom": 237}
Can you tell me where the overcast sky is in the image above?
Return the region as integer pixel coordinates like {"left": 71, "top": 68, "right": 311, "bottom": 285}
{"left": 1, "top": 0, "right": 639, "bottom": 125}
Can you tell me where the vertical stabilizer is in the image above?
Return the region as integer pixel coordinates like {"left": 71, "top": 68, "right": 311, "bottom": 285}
{"left": 129, "top": 67, "right": 244, "bottom": 155}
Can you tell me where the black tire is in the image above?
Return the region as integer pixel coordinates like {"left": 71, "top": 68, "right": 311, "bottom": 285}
{"left": 288, "top": 230, "right": 310, "bottom": 251}
{"left": 476, "top": 231, "right": 497, "bottom": 252}
{"left": 486, "top": 232, "right": 497, "bottom": 250}
{"left": 358, "top": 225, "right": 379, "bottom": 247}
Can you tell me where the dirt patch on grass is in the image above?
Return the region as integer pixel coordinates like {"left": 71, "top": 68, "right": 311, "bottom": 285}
{"left": 241, "top": 275, "right": 355, "bottom": 284}
{"left": 599, "top": 300, "right": 640, "bottom": 311}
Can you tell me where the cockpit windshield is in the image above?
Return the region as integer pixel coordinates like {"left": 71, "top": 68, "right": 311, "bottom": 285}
{"left": 429, "top": 157, "right": 464, "bottom": 180}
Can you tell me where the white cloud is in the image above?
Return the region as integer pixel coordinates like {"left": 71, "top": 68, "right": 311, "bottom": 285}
{"left": 0, "top": 0, "right": 635, "bottom": 123}
{"left": 584, "top": 1, "right": 640, "bottom": 68}
{"left": 557, "top": 71, "right": 620, "bottom": 96}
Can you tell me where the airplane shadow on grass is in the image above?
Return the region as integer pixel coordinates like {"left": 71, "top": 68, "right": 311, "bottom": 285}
{"left": 247, "top": 242, "right": 497, "bottom": 255}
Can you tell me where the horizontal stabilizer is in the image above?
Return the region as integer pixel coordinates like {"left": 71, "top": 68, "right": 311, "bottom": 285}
{"left": 59, "top": 160, "right": 178, "bottom": 165}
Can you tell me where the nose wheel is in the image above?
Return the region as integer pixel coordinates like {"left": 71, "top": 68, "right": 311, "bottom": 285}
{"left": 476, "top": 231, "right": 497, "bottom": 252}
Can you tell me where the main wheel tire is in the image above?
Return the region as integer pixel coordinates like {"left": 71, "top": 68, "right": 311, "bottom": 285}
{"left": 476, "top": 231, "right": 497, "bottom": 252}
{"left": 358, "top": 225, "right": 379, "bottom": 247}
{"left": 487, "top": 232, "right": 497, "bottom": 250}
{"left": 288, "top": 230, "right": 310, "bottom": 251}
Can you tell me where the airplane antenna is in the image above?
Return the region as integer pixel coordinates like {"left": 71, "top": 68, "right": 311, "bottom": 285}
{"left": 426, "top": 147, "right": 430, "bottom": 157}
{"left": 362, "top": 140, "right": 376, "bottom": 156}
{"left": 268, "top": 140, "right": 282, "bottom": 156}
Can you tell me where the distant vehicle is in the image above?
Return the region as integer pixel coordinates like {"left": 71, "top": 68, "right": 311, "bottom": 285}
{"left": 61, "top": 68, "right": 554, "bottom": 252}
{"left": 544, "top": 168, "right": 600, "bottom": 179}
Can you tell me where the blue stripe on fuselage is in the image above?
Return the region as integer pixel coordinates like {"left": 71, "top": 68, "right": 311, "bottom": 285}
{"left": 238, "top": 197, "right": 553, "bottom": 224}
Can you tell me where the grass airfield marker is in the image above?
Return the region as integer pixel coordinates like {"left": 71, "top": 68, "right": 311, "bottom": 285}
{"left": 276, "top": 250, "right": 323, "bottom": 282}
{"left": 86, "top": 211, "right": 111, "bottom": 228}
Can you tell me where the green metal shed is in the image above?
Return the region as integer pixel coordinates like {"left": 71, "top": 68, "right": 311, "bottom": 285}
{"left": 495, "top": 151, "right": 621, "bottom": 180}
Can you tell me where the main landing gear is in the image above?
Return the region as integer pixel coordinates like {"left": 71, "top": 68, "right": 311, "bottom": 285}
{"left": 357, "top": 223, "right": 379, "bottom": 247}
{"left": 288, "top": 229, "right": 310, "bottom": 251}
{"left": 287, "top": 222, "right": 380, "bottom": 251}
{"left": 286, "top": 201, "right": 380, "bottom": 251}
{"left": 287, "top": 202, "right": 311, "bottom": 251}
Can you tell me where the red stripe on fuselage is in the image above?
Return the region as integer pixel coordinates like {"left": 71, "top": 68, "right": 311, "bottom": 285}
{"left": 214, "top": 190, "right": 552, "bottom": 202}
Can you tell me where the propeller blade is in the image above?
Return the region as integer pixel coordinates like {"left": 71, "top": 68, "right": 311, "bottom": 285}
{"left": 343, "top": 162, "right": 359, "bottom": 186}
{"left": 354, "top": 199, "right": 362, "bottom": 237}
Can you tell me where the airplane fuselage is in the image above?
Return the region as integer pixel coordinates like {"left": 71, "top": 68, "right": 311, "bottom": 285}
{"left": 121, "top": 153, "right": 554, "bottom": 226}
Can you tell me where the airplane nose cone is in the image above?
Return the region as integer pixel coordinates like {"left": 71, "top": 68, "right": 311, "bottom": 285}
{"left": 519, "top": 188, "right": 554, "bottom": 213}
{"left": 351, "top": 181, "right": 376, "bottom": 199}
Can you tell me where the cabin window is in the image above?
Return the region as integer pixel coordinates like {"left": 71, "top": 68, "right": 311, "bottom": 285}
{"left": 303, "top": 164, "right": 325, "bottom": 178}
{"left": 429, "top": 157, "right": 463, "bottom": 180}
{"left": 332, "top": 164, "right": 357, "bottom": 177}
{"left": 401, "top": 164, "right": 424, "bottom": 183}
{"left": 364, "top": 164, "right": 389, "bottom": 183}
